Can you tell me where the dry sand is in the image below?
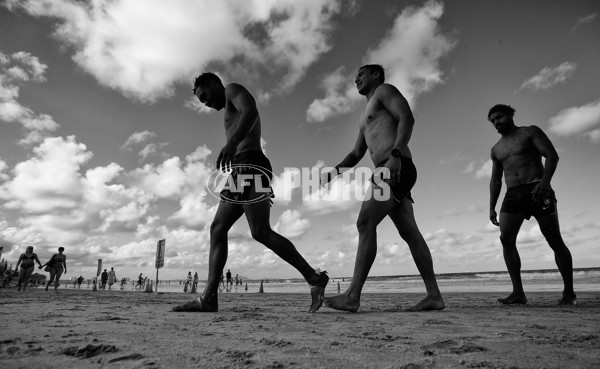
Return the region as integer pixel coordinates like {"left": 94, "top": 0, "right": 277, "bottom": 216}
{"left": 1, "top": 289, "right": 599, "bottom": 369}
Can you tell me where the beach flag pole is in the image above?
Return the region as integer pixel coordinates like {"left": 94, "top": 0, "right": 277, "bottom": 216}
{"left": 155, "top": 239, "right": 166, "bottom": 293}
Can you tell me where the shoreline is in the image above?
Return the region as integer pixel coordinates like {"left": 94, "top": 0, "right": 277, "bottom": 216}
{"left": 1, "top": 289, "right": 599, "bottom": 369}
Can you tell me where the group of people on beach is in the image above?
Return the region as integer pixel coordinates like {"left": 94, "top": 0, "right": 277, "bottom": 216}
{"left": 173, "top": 64, "right": 576, "bottom": 314}
{"left": 13, "top": 246, "right": 67, "bottom": 292}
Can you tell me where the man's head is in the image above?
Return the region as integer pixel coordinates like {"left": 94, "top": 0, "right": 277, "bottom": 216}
{"left": 355, "top": 64, "right": 385, "bottom": 95}
{"left": 487, "top": 104, "right": 516, "bottom": 135}
{"left": 193, "top": 72, "right": 226, "bottom": 111}
{"left": 26, "top": 246, "right": 33, "bottom": 253}
{"left": 58, "top": 247, "right": 65, "bottom": 253}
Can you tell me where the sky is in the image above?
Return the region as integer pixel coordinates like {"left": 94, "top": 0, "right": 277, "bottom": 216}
{"left": 1, "top": 0, "right": 599, "bottom": 281}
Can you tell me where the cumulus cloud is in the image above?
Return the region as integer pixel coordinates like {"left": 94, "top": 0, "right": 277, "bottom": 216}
{"left": 306, "top": 66, "right": 360, "bottom": 123}
{"left": 273, "top": 209, "right": 311, "bottom": 239}
{"left": 519, "top": 62, "right": 577, "bottom": 91}
{"left": 5, "top": 0, "right": 350, "bottom": 102}
{"left": 547, "top": 98, "right": 600, "bottom": 142}
{"left": 306, "top": 0, "right": 455, "bottom": 123}
{"left": 0, "top": 136, "right": 219, "bottom": 267}
{"left": 0, "top": 51, "right": 59, "bottom": 145}
{"left": 464, "top": 159, "right": 492, "bottom": 180}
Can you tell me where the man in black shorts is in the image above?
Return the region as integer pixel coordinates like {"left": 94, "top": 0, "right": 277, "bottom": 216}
{"left": 320, "top": 65, "right": 444, "bottom": 312}
{"left": 172, "top": 73, "right": 328, "bottom": 313}
{"left": 488, "top": 104, "right": 576, "bottom": 305}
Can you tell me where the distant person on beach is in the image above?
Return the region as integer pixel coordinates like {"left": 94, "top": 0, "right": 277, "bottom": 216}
{"left": 185, "top": 271, "right": 192, "bottom": 292}
{"left": 100, "top": 269, "right": 108, "bottom": 290}
{"left": 193, "top": 272, "right": 199, "bottom": 290}
{"left": 321, "top": 65, "right": 445, "bottom": 312}
{"left": 40, "top": 247, "right": 67, "bottom": 291}
{"left": 136, "top": 273, "right": 144, "bottom": 289}
{"left": 77, "top": 275, "right": 84, "bottom": 289}
{"left": 220, "top": 273, "right": 225, "bottom": 288}
{"left": 235, "top": 274, "right": 239, "bottom": 286}
{"left": 487, "top": 104, "right": 576, "bottom": 305}
{"left": 15, "top": 246, "right": 43, "bottom": 291}
{"left": 172, "top": 72, "right": 328, "bottom": 313}
{"left": 226, "top": 269, "right": 232, "bottom": 289}
{"left": 108, "top": 268, "right": 117, "bottom": 290}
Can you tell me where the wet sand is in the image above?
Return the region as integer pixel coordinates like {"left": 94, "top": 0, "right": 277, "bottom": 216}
{"left": 1, "top": 289, "right": 599, "bottom": 369}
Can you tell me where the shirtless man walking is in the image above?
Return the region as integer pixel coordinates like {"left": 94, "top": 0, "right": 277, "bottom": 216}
{"left": 488, "top": 104, "right": 576, "bottom": 305}
{"left": 321, "top": 64, "right": 445, "bottom": 312}
{"left": 173, "top": 73, "right": 328, "bottom": 313}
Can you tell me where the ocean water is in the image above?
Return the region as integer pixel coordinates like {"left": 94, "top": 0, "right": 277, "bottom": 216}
{"left": 77, "top": 267, "right": 599, "bottom": 294}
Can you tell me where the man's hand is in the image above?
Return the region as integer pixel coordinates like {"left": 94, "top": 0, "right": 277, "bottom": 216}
{"left": 216, "top": 143, "right": 236, "bottom": 171}
{"left": 489, "top": 209, "right": 499, "bottom": 226}
{"left": 531, "top": 179, "right": 551, "bottom": 201}
{"left": 385, "top": 157, "right": 402, "bottom": 185}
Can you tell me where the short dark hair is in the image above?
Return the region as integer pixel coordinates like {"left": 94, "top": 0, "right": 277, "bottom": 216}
{"left": 192, "top": 72, "right": 222, "bottom": 94}
{"left": 359, "top": 64, "right": 385, "bottom": 83}
{"left": 488, "top": 104, "right": 515, "bottom": 119}
{"left": 58, "top": 247, "right": 65, "bottom": 252}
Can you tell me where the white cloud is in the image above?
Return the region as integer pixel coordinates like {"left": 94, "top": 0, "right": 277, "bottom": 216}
{"left": 306, "top": 0, "right": 455, "bottom": 122}
{"left": 464, "top": 159, "right": 492, "bottom": 180}
{"left": 0, "top": 51, "right": 59, "bottom": 145}
{"left": 306, "top": 66, "right": 360, "bottom": 123}
{"left": 519, "top": 62, "right": 577, "bottom": 91}
{"left": 121, "top": 131, "right": 157, "bottom": 150}
{"left": 273, "top": 209, "right": 311, "bottom": 239}
{"left": 572, "top": 13, "right": 598, "bottom": 31}
{"left": 547, "top": 98, "right": 600, "bottom": 142}
{"left": 5, "top": 0, "right": 349, "bottom": 102}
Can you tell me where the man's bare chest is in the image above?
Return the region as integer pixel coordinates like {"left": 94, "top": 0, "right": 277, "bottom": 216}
{"left": 494, "top": 135, "right": 534, "bottom": 161}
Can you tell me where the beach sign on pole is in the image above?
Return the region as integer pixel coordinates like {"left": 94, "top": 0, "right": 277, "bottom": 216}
{"left": 155, "top": 239, "right": 165, "bottom": 293}
{"left": 156, "top": 239, "right": 165, "bottom": 269}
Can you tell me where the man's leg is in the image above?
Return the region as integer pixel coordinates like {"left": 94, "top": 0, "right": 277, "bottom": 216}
{"left": 535, "top": 212, "right": 575, "bottom": 304}
{"left": 53, "top": 269, "right": 63, "bottom": 290}
{"left": 243, "top": 193, "right": 328, "bottom": 312}
{"left": 325, "top": 186, "right": 397, "bottom": 312}
{"left": 388, "top": 200, "right": 445, "bottom": 311}
{"left": 498, "top": 212, "right": 527, "bottom": 304}
{"left": 22, "top": 267, "right": 34, "bottom": 291}
{"left": 172, "top": 201, "right": 243, "bottom": 312}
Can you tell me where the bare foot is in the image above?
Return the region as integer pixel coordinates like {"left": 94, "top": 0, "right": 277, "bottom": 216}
{"left": 307, "top": 270, "right": 329, "bottom": 313}
{"left": 405, "top": 295, "right": 445, "bottom": 312}
{"left": 558, "top": 292, "right": 577, "bottom": 306}
{"left": 172, "top": 293, "right": 218, "bottom": 312}
{"left": 498, "top": 293, "right": 527, "bottom": 305}
{"left": 324, "top": 293, "right": 360, "bottom": 313}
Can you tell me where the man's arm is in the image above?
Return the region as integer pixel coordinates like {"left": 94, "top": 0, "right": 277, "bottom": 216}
{"left": 34, "top": 253, "right": 42, "bottom": 267}
{"left": 489, "top": 152, "right": 503, "bottom": 226}
{"left": 378, "top": 84, "right": 415, "bottom": 184}
{"left": 379, "top": 84, "right": 415, "bottom": 154}
{"left": 529, "top": 125, "right": 559, "bottom": 200}
{"left": 216, "top": 83, "right": 259, "bottom": 168}
{"left": 15, "top": 254, "right": 23, "bottom": 269}
{"left": 322, "top": 129, "right": 368, "bottom": 186}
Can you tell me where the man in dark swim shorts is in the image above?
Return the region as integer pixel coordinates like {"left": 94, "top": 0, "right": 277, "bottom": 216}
{"left": 373, "top": 156, "right": 416, "bottom": 204}
{"left": 488, "top": 103, "right": 575, "bottom": 306}
{"left": 220, "top": 150, "right": 274, "bottom": 204}
{"left": 320, "top": 64, "right": 444, "bottom": 313}
{"left": 500, "top": 181, "right": 557, "bottom": 220}
{"left": 172, "top": 72, "right": 328, "bottom": 314}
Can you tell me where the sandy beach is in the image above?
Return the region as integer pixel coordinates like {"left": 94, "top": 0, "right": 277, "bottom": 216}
{"left": 1, "top": 289, "right": 599, "bottom": 369}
